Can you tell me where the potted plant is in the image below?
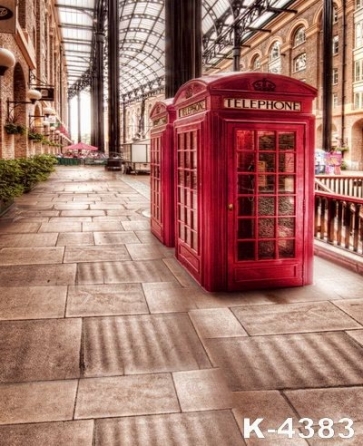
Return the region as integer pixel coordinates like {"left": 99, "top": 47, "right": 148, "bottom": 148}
{"left": 4, "top": 122, "right": 27, "bottom": 135}
{"left": 28, "top": 131, "right": 44, "bottom": 142}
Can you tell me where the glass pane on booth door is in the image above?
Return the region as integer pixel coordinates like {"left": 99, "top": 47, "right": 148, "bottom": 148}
{"left": 150, "top": 135, "right": 162, "bottom": 223}
{"left": 176, "top": 130, "right": 199, "bottom": 253}
{"left": 229, "top": 125, "right": 304, "bottom": 269}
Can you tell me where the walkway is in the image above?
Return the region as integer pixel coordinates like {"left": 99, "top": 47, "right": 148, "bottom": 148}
{"left": 1, "top": 166, "right": 363, "bottom": 445}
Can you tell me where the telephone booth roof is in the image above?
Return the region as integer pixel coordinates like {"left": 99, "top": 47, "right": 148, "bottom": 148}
{"left": 150, "top": 97, "right": 174, "bottom": 117}
{"left": 173, "top": 72, "right": 317, "bottom": 107}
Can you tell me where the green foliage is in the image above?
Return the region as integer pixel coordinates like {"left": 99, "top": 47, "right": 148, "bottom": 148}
{"left": 0, "top": 159, "right": 25, "bottom": 201}
{"left": 4, "top": 123, "right": 27, "bottom": 135}
{"left": 341, "top": 160, "right": 348, "bottom": 170}
{"left": 28, "top": 132, "right": 44, "bottom": 142}
{"left": 0, "top": 155, "right": 57, "bottom": 199}
{"left": 16, "top": 155, "right": 58, "bottom": 192}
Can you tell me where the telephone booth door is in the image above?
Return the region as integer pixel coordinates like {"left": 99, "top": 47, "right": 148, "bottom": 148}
{"left": 175, "top": 125, "right": 201, "bottom": 282}
{"left": 149, "top": 100, "right": 176, "bottom": 247}
{"left": 227, "top": 122, "right": 311, "bottom": 290}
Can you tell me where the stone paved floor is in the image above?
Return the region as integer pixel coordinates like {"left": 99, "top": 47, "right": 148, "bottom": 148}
{"left": 1, "top": 166, "right": 363, "bottom": 445}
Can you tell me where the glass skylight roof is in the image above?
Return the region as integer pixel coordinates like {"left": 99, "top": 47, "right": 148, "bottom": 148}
{"left": 56, "top": 0, "right": 295, "bottom": 97}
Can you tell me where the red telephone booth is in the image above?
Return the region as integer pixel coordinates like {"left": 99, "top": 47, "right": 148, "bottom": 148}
{"left": 173, "top": 72, "right": 317, "bottom": 291}
{"left": 149, "top": 99, "right": 176, "bottom": 246}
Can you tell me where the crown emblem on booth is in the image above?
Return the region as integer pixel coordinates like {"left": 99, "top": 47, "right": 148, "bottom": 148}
{"left": 253, "top": 78, "right": 276, "bottom": 92}
{"left": 185, "top": 83, "right": 204, "bottom": 99}
{"left": 185, "top": 85, "right": 195, "bottom": 98}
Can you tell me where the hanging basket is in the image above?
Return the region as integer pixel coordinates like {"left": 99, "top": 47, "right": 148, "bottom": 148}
{"left": 4, "top": 123, "right": 26, "bottom": 135}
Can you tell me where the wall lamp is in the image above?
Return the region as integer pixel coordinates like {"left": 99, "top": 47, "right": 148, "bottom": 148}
{"left": 28, "top": 114, "right": 46, "bottom": 130}
{"left": 29, "top": 107, "right": 57, "bottom": 130}
{"left": 42, "top": 107, "right": 56, "bottom": 117}
{"left": 0, "top": 48, "right": 15, "bottom": 76}
{"left": 7, "top": 89, "right": 42, "bottom": 121}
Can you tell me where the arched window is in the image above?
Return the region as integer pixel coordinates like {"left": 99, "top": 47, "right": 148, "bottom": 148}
{"left": 252, "top": 55, "right": 261, "bottom": 71}
{"left": 127, "top": 111, "right": 131, "bottom": 139}
{"left": 269, "top": 41, "right": 281, "bottom": 73}
{"left": 293, "top": 53, "right": 306, "bottom": 72}
{"left": 333, "top": 6, "right": 338, "bottom": 23}
{"left": 269, "top": 41, "right": 281, "bottom": 61}
{"left": 294, "top": 27, "right": 306, "bottom": 47}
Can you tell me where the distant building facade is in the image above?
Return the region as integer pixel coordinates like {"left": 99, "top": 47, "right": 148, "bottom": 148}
{"left": 205, "top": 0, "right": 362, "bottom": 170}
{"left": 0, "top": 0, "right": 68, "bottom": 159}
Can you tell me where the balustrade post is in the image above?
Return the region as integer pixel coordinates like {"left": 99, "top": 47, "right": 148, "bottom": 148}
{"left": 327, "top": 199, "right": 336, "bottom": 243}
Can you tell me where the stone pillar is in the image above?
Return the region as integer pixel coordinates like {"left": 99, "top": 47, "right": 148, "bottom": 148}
{"left": 322, "top": 0, "right": 333, "bottom": 151}
{"left": 165, "top": 0, "right": 202, "bottom": 98}
{"left": 107, "top": 0, "right": 120, "bottom": 153}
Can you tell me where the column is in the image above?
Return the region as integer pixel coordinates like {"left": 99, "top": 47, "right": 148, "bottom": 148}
{"left": 165, "top": 0, "right": 202, "bottom": 98}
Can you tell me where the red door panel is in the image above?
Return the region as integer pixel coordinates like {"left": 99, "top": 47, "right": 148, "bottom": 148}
{"left": 227, "top": 123, "right": 306, "bottom": 290}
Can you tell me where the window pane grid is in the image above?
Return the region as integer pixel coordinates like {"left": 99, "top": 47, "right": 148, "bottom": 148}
{"left": 177, "top": 130, "right": 199, "bottom": 252}
{"left": 235, "top": 129, "right": 297, "bottom": 261}
{"left": 150, "top": 136, "right": 162, "bottom": 222}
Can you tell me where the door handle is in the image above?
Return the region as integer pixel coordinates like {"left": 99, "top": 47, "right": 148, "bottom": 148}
{"left": 228, "top": 203, "right": 234, "bottom": 211}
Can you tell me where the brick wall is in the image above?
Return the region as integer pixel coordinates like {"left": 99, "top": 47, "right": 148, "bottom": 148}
{"left": 208, "top": 0, "right": 361, "bottom": 168}
{"left": 0, "top": 0, "right": 67, "bottom": 159}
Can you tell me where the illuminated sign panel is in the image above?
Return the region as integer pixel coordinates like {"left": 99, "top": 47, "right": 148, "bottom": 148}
{"left": 179, "top": 100, "right": 206, "bottom": 117}
{"left": 224, "top": 98, "right": 301, "bottom": 112}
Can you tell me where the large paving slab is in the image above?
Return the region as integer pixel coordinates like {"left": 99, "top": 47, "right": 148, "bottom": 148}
{"left": 49, "top": 216, "right": 93, "bottom": 222}
{"left": 0, "top": 247, "right": 65, "bottom": 266}
{"left": 67, "top": 283, "right": 148, "bottom": 317}
{"left": 231, "top": 301, "right": 362, "bottom": 335}
{"left": 75, "top": 374, "right": 180, "bottom": 419}
{"left": 0, "top": 420, "right": 94, "bottom": 446}
{"left": 60, "top": 209, "right": 106, "bottom": 217}
{"left": 313, "top": 262, "right": 363, "bottom": 299}
{"left": 142, "top": 282, "right": 200, "bottom": 313}
{"left": 82, "top": 221, "right": 125, "bottom": 232}
{"left": 333, "top": 299, "right": 363, "bottom": 324}
{"left": 172, "top": 368, "right": 234, "bottom": 412}
{"left": 0, "top": 286, "right": 67, "bottom": 320}
{"left": 38, "top": 221, "right": 82, "bottom": 232}
{"left": 204, "top": 332, "right": 363, "bottom": 391}
{"left": 121, "top": 220, "right": 151, "bottom": 231}
{"left": 307, "top": 422, "right": 363, "bottom": 446}
{"left": 189, "top": 308, "right": 248, "bottom": 338}
{"left": 90, "top": 202, "right": 128, "bottom": 209}
{"left": 76, "top": 260, "right": 178, "bottom": 284}
{"left": 126, "top": 243, "right": 169, "bottom": 260}
{"left": 233, "top": 390, "right": 300, "bottom": 435}
{"left": 0, "top": 264, "right": 77, "bottom": 286}
{"left": 0, "top": 233, "right": 58, "bottom": 247}
{"left": 0, "top": 380, "right": 78, "bottom": 425}
{"left": 81, "top": 314, "right": 211, "bottom": 376}
{"left": 94, "top": 411, "right": 245, "bottom": 446}
{"left": 346, "top": 329, "right": 363, "bottom": 346}
{"left": 56, "top": 231, "right": 95, "bottom": 245}
{"left": 0, "top": 318, "right": 82, "bottom": 382}
{"left": 64, "top": 245, "right": 131, "bottom": 263}
{"left": 93, "top": 231, "right": 140, "bottom": 245}
{"left": 54, "top": 203, "right": 91, "bottom": 210}
{"left": 0, "top": 222, "right": 41, "bottom": 233}
{"left": 284, "top": 386, "right": 363, "bottom": 423}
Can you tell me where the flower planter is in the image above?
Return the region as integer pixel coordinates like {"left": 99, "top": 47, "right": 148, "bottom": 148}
{"left": 4, "top": 124, "right": 26, "bottom": 135}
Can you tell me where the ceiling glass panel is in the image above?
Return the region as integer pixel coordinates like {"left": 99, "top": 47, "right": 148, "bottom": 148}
{"left": 56, "top": 0, "right": 295, "bottom": 97}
